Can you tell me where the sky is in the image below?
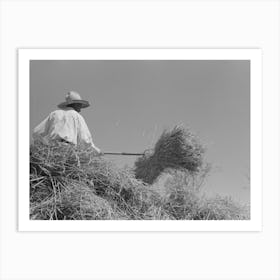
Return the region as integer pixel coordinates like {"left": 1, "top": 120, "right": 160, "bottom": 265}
{"left": 30, "top": 60, "right": 250, "bottom": 204}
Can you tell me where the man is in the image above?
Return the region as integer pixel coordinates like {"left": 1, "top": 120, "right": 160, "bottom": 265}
{"left": 32, "top": 91, "right": 101, "bottom": 154}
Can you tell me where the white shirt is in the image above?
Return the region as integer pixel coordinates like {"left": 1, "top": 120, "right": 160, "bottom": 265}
{"left": 32, "top": 108, "right": 100, "bottom": 153}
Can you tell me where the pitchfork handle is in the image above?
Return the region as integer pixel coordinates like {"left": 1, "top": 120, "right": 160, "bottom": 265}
{"left": 104, "top": 152, "right": 144, "bottom": 156}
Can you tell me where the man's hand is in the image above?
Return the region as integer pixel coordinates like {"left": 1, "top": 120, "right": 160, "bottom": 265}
{"left": 92, "top": 146, "right": 103, "bottom": 156}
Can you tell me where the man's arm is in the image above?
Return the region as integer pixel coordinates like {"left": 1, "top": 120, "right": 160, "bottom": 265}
{"left": 91, "top": 141, "right": 101, "bottom": 154}
{"left": 77, "top": 114, "right": 102, "bottom": 154}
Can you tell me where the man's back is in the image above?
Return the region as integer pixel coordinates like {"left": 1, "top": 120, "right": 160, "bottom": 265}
{"left": 33, "top": 108, "right": 100, "bottom": 152}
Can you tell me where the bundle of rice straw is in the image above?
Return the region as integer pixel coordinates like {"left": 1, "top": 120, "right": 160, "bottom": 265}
{"left": 30, "top": 140, "right": 163, "bottom": 220}
{"left": 134, "top": 126, "right": 205, "bottom": 184}
{"left": 30, "top": 140, "right": 249, "bottom": 220}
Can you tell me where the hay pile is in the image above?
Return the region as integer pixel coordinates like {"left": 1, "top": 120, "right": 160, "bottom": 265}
{"left": 157, "top": 171, "right": 250, "bottom": 220}
{"left": 30, "top": 140, "right": 163, "bottom": 220}
{"left": 30, "top": 136, "right": 249, "bottom": 220}
{"left": 134, "top": 126, "right": 205, "bottom": 184}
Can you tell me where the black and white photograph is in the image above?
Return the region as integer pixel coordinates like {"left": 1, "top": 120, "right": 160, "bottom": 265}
{"left": 23, "top": 50, "right": 259, "bottom": 226}
{"left": 17, "top": 48, "right": 262, "bottom": 231}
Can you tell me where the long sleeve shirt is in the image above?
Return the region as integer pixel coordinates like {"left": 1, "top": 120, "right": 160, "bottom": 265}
{"left": 32, "top": 108, "right": 100, "bottom": 153}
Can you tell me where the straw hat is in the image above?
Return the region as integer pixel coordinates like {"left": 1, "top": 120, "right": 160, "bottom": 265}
{"left": 57, "top": 91, "right": 90, "bottom": 109}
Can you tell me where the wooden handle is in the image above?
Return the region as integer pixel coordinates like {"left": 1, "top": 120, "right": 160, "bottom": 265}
{"left": 104, "top": 152, "right": 144, "bottom": 156}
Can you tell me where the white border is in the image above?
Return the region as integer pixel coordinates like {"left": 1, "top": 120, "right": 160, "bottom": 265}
{"left": 18, "top": 49, "right": 262, "bottom": 232}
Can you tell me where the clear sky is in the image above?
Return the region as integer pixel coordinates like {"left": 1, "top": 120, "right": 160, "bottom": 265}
{"left": 30, "top": 60, "right": 250, "bottom": 204}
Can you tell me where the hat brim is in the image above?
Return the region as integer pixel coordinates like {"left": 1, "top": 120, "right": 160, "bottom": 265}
{"left": 57, "top": 100, "right": 90, "bottom": 109}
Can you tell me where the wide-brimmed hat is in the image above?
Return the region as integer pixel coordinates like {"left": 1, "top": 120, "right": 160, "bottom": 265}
{"left": 57, "top": 91, "right": 90, "bottom": 109}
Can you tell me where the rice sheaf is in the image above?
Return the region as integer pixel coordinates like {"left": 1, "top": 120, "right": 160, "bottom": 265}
{"left": 134, "top": 126, "right": 205, "bottom": 184}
